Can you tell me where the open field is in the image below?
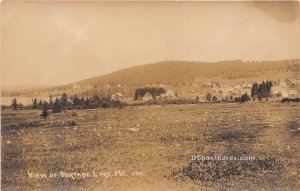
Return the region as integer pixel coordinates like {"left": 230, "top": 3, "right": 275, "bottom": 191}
{"left": 1, "top": 103, "right": 300, "bottom": 190}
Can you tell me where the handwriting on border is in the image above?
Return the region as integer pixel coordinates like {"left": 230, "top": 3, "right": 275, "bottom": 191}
{"left": 28, "top": 170, "right": 144, "bottom": 180}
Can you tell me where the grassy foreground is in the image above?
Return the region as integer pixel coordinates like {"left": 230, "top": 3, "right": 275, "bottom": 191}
{"left": 1, "top": 103, "right": 300, "bottom": 190}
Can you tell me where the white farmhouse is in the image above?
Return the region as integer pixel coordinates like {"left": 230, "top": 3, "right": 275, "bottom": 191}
{"left": 160, "top": 90, "right": 176, "bottom": 99}
{"left": 143, "top": 92, "right": 154, "bottom": 101}
{"left": 111, "top": 93, "right": 125, "bottom": 102}
{"left": 271, "top": 86, "right": 283, "bottom": 96}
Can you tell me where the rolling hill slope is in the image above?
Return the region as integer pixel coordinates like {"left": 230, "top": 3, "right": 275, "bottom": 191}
{"left": 2, "top": 59, "right": 299, "bottom": 97}
{"left": 73, "top": 59, "right": 299, "bottom": 88}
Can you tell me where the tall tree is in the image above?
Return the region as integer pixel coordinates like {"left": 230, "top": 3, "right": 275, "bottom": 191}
{"left": 93, "top": 95, "right": 101, "bottom": 105}
{"left": 195, "top": 96, "right": 200, "bottom": 103}
{"left": 61, "top": 93, "right": 68, "bottom": 107}
{"left": 71, "top": 95, "right": 81, "bottom": 106}
{"left": 49, "top": 95, "right": 54, "bottom": 109}
{"left": 206, "top": 92, "right": 212, "bottom": 102}
{"left": 11, "top": 98, "right": 18, "bottom": 110}
{"left": 38, "top": 99, "right": 43, "bottom": 109}
{"left": 265, "top": 81, "right": 273, "bottom": 97}
{"left": 212, "top": 96, "right": 218, "bottom": 103}
{"left": 41, "top": 102, "right": 49, "bottom": 118}
{"left": 251, "top": 83, "right": 259, "bottom": 97}
{"left": 32, "top": 98, "right": 38, "bottom": 109}
{"left": 52, "top": 98, "right": 62, "bottom": 113}
{"left": 258, "top": 81, "right": 266, "bottom": 98}
{"left": 80, "top": 97, "right": 85, "bottom": 105}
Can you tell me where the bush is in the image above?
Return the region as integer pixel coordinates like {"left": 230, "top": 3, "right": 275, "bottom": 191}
{"left": 206, "top": 93, "right": 212, "bottom": 102}
{"left": 212, "top": 96, "right": 218, "bottom": 103}
{"left": 241, "top": 93, "right": 250, "bottom": 102}
{"left": 1, "top": 105, "right": 11, "bottom": 110}
{"left": 234, "top": 97, "right": 241, "bottom": 102}
{"left": 281, "top": 98, "right": 300, "bottom": 103}
{"left": 69, "top": 121, "right": 76, "bottom": 126}
{"left": 101, "top": 100, "right": 112, "bottom": 108}
{"left": 67, "top": 106, "right": 75, "bottom": 110}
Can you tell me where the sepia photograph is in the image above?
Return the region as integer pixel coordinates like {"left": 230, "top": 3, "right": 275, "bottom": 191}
{"left": 1, "top": 1, "right": 300, "bottom": 190}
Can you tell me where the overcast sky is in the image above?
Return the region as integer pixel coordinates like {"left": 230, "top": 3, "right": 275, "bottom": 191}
{"left": 1, "top": 1, "right": 300, "bottom": 87}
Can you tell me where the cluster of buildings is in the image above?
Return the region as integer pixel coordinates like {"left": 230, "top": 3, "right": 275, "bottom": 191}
{"left": 271, "top": 79, "right": 298, "bottom": 97}
{"left": 209, "top": 83, "right": 253, "bottom": 98}
{"left": 203, "top": 79, "right": 299, "bottom": 99}
{"left": 71, "top": 79, "right": 299, "bottom": 103}
{"left": 111, "top": 89, "right": 177, "bottom": 102}
{"left": 137, "top": 89, "right": 177, "bottom": 102}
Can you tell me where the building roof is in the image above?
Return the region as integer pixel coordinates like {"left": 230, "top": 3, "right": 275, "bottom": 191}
{"left": 143, "top": 92, "right": 153, "bottom": 97}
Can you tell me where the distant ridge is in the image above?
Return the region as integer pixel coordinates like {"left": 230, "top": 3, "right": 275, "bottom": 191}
{"left": 2, "top": 59, "right": 299, "bottom": 96}
{"left": 70, "top": 59, "right": 300, "bottom": 87}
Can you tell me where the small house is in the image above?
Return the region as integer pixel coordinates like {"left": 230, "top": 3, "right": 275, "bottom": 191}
{"left": 271, "top": 86, "right": 282, "bottom": 95}
{"left": 111, "top": 93, "right": 125, "bottom": 102}
{"left": 160, "top": 89, "right": 177, "bottom": 99}
{"left": 143, "top": 92, "right": 153, "bottom": 101}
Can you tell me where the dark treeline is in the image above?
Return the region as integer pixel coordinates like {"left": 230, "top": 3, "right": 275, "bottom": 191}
{"left": 251, "top": 81, "right": 273, "bottom": 100}
{"left": 9, "top": 93, "right": 126, "bottom": 113}
{"left": 134, "top": 87, "right": 166, "bottom": 100}
{"left": 206, "top": 92, "right": 251, "bottom": 103}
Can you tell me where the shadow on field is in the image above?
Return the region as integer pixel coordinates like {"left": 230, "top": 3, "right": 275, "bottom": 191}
{"left": 210, "top": 131, "right": 256, "bottom": 142}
